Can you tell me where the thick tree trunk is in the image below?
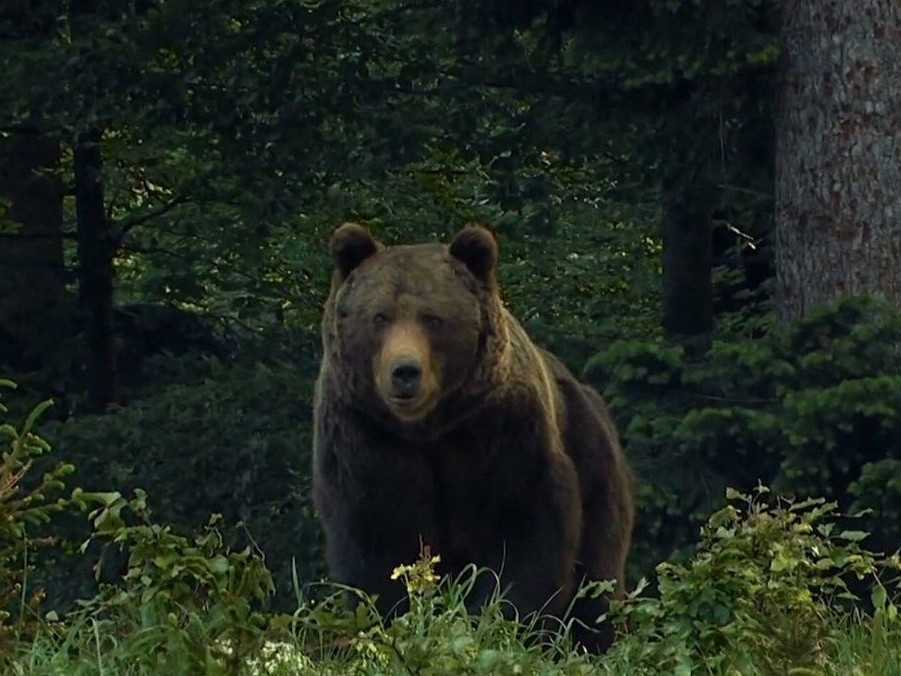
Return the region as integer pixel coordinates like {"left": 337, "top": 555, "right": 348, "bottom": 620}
{"left": 775, "top": 1, "right": 901, "bottom": 321}
{"left": 0, "top": 131, "right": 65, "bottom": 368}
{"left": 74, "top": 129, "right": 117, "bottom": 409}
{"left": 662, "top": 182, "right": 714, "bottom": 345}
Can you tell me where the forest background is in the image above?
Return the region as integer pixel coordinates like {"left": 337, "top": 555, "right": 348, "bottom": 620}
{"left": 1, "top": 1, "right": 901, "bottom": 673}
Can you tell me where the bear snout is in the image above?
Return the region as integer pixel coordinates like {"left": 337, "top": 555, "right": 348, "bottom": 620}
{"left": 390, "top": 360, "right": 422, "bottom": 398}
{"left": 374, "top": 322, "right": 439, "bottom": 420}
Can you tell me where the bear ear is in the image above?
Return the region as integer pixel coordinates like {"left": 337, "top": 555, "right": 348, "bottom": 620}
{"left": 331, "top": 223, "right": 380, "bottom": 279}
{"left": 449, "top": 224, "right": 498, "bottom": 285}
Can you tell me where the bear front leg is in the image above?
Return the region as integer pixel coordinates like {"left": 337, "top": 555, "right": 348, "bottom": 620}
{"left": 313, "top": 418, "right": 439, "bottom": 617}
{"left": 461, "top": 450, "right": 583, "bottom": 621}
{"left": 498, "top": 452, "right": 583, "bottom": 618}
{"left": 320, "top": 504, "right": 422, "bottom": 616}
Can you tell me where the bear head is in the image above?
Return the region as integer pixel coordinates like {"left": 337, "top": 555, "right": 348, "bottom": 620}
{"left": 323, "top": 223, "right": 507, "bottom": 431}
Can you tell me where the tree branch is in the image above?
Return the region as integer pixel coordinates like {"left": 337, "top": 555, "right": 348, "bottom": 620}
{"left": 114, "top": 193, "right": 192, "bottom": 239}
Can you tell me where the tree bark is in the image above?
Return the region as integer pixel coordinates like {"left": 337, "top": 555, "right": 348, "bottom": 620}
{"left": 775, "top": 1, "right": 901, "bottom": 321}
{"left": 0, "top": 130, "right": 65, "bottom": 368}
{"left": 74, "top": 129, "right": 117, "bottom": 410}
{"left": 662, "top": 181, "right": 714, "bottom": 346}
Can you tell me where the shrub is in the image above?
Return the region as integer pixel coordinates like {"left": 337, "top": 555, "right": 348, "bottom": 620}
{"left": 583, "top": 296, "right": 901, "bottom": 576}
{"left": 59, "top": 488, "right": 275, "bottom": 674}
{"left": 607, "top": 486, "right": 901, "bottom": 675}
{"left": 39, "top": 356, "right": 323, "bottom": 611}
{"left": 286, "top": 548, "right": 601, "bottom": 676}
{"left": 0, "top": 379, "right": 71, "bottom": 659}
{"left": 6, "top": 480, "right": 900, "bottom": 675}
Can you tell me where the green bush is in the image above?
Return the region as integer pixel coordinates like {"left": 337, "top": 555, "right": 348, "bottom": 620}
{"left": 6, "top": 480, "right": 901, "bottom": 674}
{"left": 0, "top": 380, "right": 71, "bottom": 657}
{"left": 0, "top": 377, "right": 283, "bottom": 674}
{"left": 584, "top": 296, "right": 901, "bottom": 575}
{"left": 59, "top": 489, "right": 275, "bottom": 675}
{"left": 849, "top": 459, "right": 901, "bottom": 548}
{"left": 606, "top": 486, "right": 901, "bottom": 675}
{"left": 285, "top": 549, "right": 602, "bottom": 675}
{"left": 38, "top": 356, "right": 323, "bottom": 612}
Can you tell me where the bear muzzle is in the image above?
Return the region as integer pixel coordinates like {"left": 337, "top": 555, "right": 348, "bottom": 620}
{"left": 374, "top": 324, "right": 439, "bottom": 422}
{"left": 382, "top": 355, "right": 436, "bottom": 420}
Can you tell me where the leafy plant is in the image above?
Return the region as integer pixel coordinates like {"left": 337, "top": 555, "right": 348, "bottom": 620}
{"left": 584, "top": 296, "right": 901, "bottom": 577}
{"left": 608, "top": 485, "right": 901, "bottom": 675}
{"left": 287, "top": 547, "right": 600, "bottom": 676}
{"left": 41, "top": 356, "right": 322, "bottom": 610}
{"left": 0, "top": 379, "right": 72, "bottom": 657}
{"left": 65, "top": 488, "right": 275, "bottom": 675}
{"left": 3, "top": 479, "right": 901, "bottom": 674}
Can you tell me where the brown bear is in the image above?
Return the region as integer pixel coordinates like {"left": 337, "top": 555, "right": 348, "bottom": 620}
{"left": 312, "top": 222, "right": 634, "bottom": 651}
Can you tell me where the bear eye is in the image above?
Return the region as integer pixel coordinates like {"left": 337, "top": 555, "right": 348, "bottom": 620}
{"left": 373, "top": 312, "right": 389, "bottom": 326}
{"left": 422, "top": 314, "right": 444, "bottom": 329}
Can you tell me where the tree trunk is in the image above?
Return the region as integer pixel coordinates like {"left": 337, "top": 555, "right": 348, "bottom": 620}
{"left": 775, "top": 1, "right": 901, "bottom": 321}
{"left": 662, "top": 181, "right": 714, "bottom": 346}
{"left": 0, "top": 130, "right": 65, "bottom": 369}
{"left": 74, "top": 129, "right": 117, "bottom": 410}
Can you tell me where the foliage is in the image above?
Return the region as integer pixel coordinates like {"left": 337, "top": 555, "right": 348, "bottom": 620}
{"left": 56, "top": 488, "right": 275, "bottom": 675}
{"left": 3, "top": 0, "right": 746, "bottom": 332}
{"left": 283, "top": 550, "right": 601, "bottom": 676}
{"left": 584, "top": 296, "right": 901, "bottom": 574}
{"left": 0, "top": 380, "right": 72, "bottom": 657}
{"left": 7, "top": 482, "right": 900, "bottom": 675}
{"left": 335, "top": 159, "right": 661, "bottom": 342}
{"left": 606, "top": 485, "right": 901, "bottom": 675}
{"left": 850, "top": 460, "right": 901, "bottom": 549}
{"left": 38, "top": 354, "right": 323, "bottom": 610}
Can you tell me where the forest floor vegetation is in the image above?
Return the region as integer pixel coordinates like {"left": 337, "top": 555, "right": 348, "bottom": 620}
{"left": 2, "top": 381, "right": 899, "bottom": 675}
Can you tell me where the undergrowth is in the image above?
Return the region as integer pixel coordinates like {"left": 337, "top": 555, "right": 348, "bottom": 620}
{"left": 2, "top": 380, "right": 900, "bottom": 675}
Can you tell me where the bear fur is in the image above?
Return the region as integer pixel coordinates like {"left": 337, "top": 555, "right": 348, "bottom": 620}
{"left": 312, "top": 223, "right": 634, "bottom": 651}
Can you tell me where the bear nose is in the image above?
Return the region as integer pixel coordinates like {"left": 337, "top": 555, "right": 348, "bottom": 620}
{"left": 391, "top": 361, "right": 422, "bottom": 397}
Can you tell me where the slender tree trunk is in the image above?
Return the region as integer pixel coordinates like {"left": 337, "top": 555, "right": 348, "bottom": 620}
{"left": 74, "top": 129, "right": 117, "bottom": 409}
{"left": 0, "top": 130, "right": 65, "bottom": 368}
{"left": 662, "top": 181, "right": 714, "bottom": 346}
{"left": 775, "top": 1, "right": 901, "bottom": 321}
